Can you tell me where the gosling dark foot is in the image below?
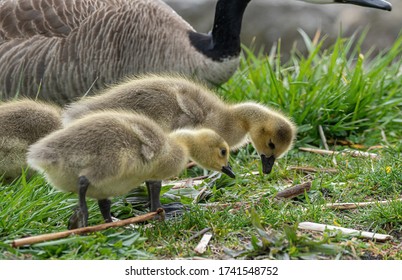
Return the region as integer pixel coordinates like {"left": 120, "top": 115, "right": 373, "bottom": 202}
{"left": 68, "top": 175, "right": 90, "bottom": 229}
{"left": 98, "top": 199, "right": 113, "bottom": 223}
{"left": 159, "top": 202, "right": 186, "bottom": 219}
{"left": 68, "top": 206, "right": 88, "bottom": 229}
{"left": 148, "top": 203, "right": 187, "bottom": 221}
{"left": 146, "top": 181, "right": 186, "bottom": 220}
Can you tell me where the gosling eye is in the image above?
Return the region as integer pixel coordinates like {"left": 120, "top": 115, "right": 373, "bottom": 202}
{"left": 220, "top": 148, "right": 227, "bottom": 157}
{"left": 268, "top": 141, "right": 275, "bottom": 150}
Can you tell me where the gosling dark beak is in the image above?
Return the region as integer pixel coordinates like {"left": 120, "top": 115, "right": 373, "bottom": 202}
{"left": 337, "top": 0, "right": 392, "bottom": 11}
{"left": 221, "top": 164, "right": 236, "bottom": 178}
{"left": 261, "top": 154, "right": 275, "bottom": 174}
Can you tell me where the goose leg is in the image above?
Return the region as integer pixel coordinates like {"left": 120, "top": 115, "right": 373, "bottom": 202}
{"left": 146, "top": 180, "right": 184, "bottom": 217}
{"left": 68, "top": 176, "right": 90, "bottom": 229}
{"left": 98, "top": 199, "right": 113, "bottom": 223}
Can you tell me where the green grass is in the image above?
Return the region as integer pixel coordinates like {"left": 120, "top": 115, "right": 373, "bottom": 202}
{"left": 223, "top": 30, "right": 402, "bottom": 146}
{"left": 1, "top": 33, "right": 401, "bottom": 260}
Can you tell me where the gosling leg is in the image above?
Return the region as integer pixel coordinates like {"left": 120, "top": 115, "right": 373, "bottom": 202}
{"left": 68, "top": 175, "right": 90, "bottom": 229}
{"left": 146, "top": 180, "right": 162, "bottom": 211}
{"left": 98, "top": 199, "right": 113, "bottom": 223}
{"left": 146, "top": 180, "right": 184, "bottom": 217}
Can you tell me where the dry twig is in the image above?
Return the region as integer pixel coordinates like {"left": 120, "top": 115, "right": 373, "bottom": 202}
{"left": 186, "top": 161, "right": 197, "bottom": 169}
{"left": 188, "top": 227, "right": 212, "bottom": 242}
{"left": 299, "top": 147, "right": 379, "bottom": 159}
{"left": 318, "top": 125, "right": 337, "bottom": 165}
{"left": 298, "top": 222, "right": 393, "bottom": 241}
{"left": 275, "top": 181, "right": 312, "bottom": 199}
{"left": 318, "top": 125, "right": 330, "bottom": 151}
{"left": 325, "top": 198, "right": 402, "bottom": 210}
{"left": 167, "top": 177, "right": 207, "bottom": 190}
{"left": 12, "top": 209, "right": 163, "bottom": 248}
{"left": 288, "top": 166, "right": 338, "bottom": 174}
{"left": 194, "top": 233, "right": 213, "bottom": 254}
{"left": 199, "top": 202, "right": 245, "bottom": 209}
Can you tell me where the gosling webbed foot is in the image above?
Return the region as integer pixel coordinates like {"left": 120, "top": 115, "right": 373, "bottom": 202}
{"left": 146, "top": 180, "right": 185, "bottom": 220}
{"left": 159, "top": 202, "right": 186, "bottom": 219}
{"left": 68, "top": 206, "right": 88, "bottom": 230}
{"left": 68, "top": 175, "right": 90, "bottom": 229}
{"left": 98, "top": 198, "right": 113, "bottom": 223}
{"left": 160, "top": 202, "right": 185, "bottom": 213}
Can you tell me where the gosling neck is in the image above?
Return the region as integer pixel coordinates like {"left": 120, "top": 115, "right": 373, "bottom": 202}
{"left": 231, "top": 102, "right": 271, "bottom": 131}
{"left": 152, "top": 136, "right": 188, "bottom": 180}
{"left": 169, "top": 129, "right": 196, "bottom": 158}
{"left": 188, "top": 0, "right": 251, "bottom": 61}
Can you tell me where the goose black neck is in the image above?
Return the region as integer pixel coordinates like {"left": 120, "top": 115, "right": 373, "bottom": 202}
{"left": 189, "top": 0, "right": 251, "bottom": 61}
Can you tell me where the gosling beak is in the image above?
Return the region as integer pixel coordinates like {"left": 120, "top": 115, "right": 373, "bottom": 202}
{"left": 337, "top": 0, "right": 392, "bottom": 11}
{"left": 221, "top": 164, "right": 236, "bottom": 178}
{"left": 261, "top": 154, "right": 275, "bottom": 174}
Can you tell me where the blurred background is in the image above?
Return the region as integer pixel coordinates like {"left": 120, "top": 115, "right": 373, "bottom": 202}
{"left": 164, "top": 0, "right": 401, "bottom": 59}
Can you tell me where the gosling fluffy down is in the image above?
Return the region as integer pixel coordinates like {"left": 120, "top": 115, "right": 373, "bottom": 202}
{"left": 0, "top": 99, "right": 62, "bottom": 182}
{"left": 27, "top": 111, "right": 233, "bottom": 228}
{"left": 63, "top": 74, "right": 297, "bottom": 174}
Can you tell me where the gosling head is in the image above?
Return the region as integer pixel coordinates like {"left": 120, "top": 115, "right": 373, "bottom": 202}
{"left": 248, "top": 112, "right": 297, "bottom": 174}
{"left": 175, "top": 128, "right": 235, "bottom": 178}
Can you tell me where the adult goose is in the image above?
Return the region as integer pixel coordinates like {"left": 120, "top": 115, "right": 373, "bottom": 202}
{"left": 0, "top": 0, "right": 392, "bottom": 104}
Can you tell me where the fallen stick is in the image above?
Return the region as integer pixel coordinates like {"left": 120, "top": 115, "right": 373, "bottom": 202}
{"left": 194, "top": 233, "right": 213, "bottom": 254}
{"left": 298, "top": 222, "right": 393, "bottom": 241}
{"left": 193, "top": 186, "right": 209, "bottom": 204}
{"left": 200, "top": 182, "right": 311, "bottom": 207}
{"left": 325, "top": 198, "right": 402, "bottom": 210}
{"left": 318, "top": 125, "right": 337, "bottom": 165}
{"left": 275, "top": 181, "right": 312, "bottom": 199}
{"left": 299, "top": 147, "right": 379, "bottom": 159}
{"left": 168, "top": 177, "right": 207, "bottom": 190}
{"left": 288, "top": 166, "right": 338, "bottom": 174}
{"left": 188, "top": 227, "right": 212, "bottom": 242}
{"left": 199, "top": 202, "right": 245, "bottom": 209}
{"left": 11, "top": 209, "right": 164, "bottom": 248}
{"left": 186, "top": 162, "right": 197, "bottom": 169}
{"left": 318, "top": 125, "right": 330, "bottom": 151}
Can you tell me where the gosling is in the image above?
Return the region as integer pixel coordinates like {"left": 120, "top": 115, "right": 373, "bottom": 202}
{"left": 0, "top": 99, "right": 62, "bottom": 182}
{"left": 63, "top": 75, "right": 296, "bottom": 214}
{"left": 27, "top": 111, "right": 234, "bottom": 229}
{"left": 63, "top": 74, "right": 297, "bottom": 174}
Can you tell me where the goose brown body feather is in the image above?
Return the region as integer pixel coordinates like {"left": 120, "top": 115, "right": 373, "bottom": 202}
{"left": 0, "top": 0, "right": 391, "bottom": 105}
{"left": 0, "top": 0, "right": 238, "bottom": 104}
